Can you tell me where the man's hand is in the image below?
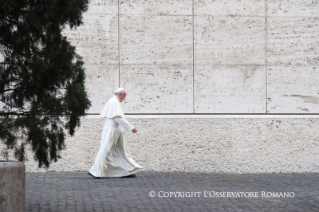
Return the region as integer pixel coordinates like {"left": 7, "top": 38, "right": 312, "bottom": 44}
{"left": 132, "top": 128, "right": 137, "bottom": 133}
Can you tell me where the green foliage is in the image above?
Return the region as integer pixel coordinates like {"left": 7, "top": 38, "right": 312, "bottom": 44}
{"left": 0, "top": 0, "right": 91, "bottom": 167}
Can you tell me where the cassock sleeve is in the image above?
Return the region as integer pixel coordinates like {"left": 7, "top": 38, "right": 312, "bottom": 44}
{"left": 114, "top": 117, "right": 134, "bottom": 132}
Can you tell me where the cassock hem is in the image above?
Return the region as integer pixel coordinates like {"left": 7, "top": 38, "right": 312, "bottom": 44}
{"left": 88, "top": 167, "right": 143, "bottom": 178}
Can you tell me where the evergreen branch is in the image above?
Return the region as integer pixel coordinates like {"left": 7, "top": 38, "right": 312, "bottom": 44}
{"left": 19, "top": 9, "right": 32, "bottom": 13}
{"left": 0, "top": 0, "right": 90, "bottom": 168}
{"left": 2, "top": 88, "right": 18, "bottom": 92}
{"left": 21, "top": 0, "right": 37, "bottom": 8}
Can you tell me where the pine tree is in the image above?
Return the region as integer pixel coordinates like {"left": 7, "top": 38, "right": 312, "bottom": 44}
{"left": 0, "top": 0, "right": 91, "bottom": 167}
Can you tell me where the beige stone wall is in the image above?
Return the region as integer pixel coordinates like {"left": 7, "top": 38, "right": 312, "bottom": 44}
{"left": 1, "top": 1, "right": 319, "bottom": 173}
{"left": 61, "top": 0, "right": 319, "bottom": 114}
{"left": 21, "top": 116, "right": 319, "bottom": 173}
{"left": 267, "top": 0, "right": 319, "bottom": 113}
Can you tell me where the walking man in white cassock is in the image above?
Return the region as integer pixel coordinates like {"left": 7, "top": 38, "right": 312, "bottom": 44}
{"left": 88, "top": 88, "right": 142, "bottom": 178}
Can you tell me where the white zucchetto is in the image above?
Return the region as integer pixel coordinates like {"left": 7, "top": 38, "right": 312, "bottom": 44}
{"left": 115, "top": 88, "right": 124, "bottom": 93}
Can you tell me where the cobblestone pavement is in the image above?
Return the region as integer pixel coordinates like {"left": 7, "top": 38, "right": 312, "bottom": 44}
{"left": 25, "top": 171, "right": 319, "bottom": 212}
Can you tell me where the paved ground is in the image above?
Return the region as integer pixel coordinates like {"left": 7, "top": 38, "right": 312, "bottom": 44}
{"left": 25, "top": 171, "right": 319, "bottom": 212}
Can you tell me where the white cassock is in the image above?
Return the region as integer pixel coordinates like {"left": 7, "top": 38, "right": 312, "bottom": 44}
{"left": 89, "top": 96, "right": 143, "bottom": 177}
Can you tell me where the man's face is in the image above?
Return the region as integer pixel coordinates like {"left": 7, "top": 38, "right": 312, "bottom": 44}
{"left": 117, "top": 91, "right": 127, "bottom": 102}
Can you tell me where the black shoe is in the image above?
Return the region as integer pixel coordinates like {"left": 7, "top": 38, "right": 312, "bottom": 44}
{"left": 121, "top": 174, "right": 136, "bottom": 178}
{"left": 88, "top": 172, "right": 100, "bottom": 178}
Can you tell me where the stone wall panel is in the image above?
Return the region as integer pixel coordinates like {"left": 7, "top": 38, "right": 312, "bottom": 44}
{"left": 87, "top": 0, "right": 118, "bottom": 15}
{"left": 267, "top": 17, "right": 319, "bottom": 66}
{"left": 121, "top": 64, "right": 193, "bottom": 113}
{"left": 195, "top": 16, "right": 265, "bottom": 65}
{"left": 268, "top": 0, "right": 319, "bottom": 16}
{"left": 62, "top": 10, "right": 119, "bottom": 113}
{"left": 120, "top": 0, "right": 192, "bottom": 15}
{"left": 267, "top": 66, "right": 319, "bottom": 113}
{"left": 194, "top": 0, "right": 265, "bottom": 16}
{"left": 119, "top": 14, "right": 193, "bottom": 113}
{"left": 195, "top": 65, "right": 266, "bottom": 113}
{"left": 85, "top": 64, "right": 119, "bottom": 113}
{"left": 120, "top": 15, "right": 192, "bottom": 64}
{"left": 64, "top": 13, "right": 119, "bottom": 65}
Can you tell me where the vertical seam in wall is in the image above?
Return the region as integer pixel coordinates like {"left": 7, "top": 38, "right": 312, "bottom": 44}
{"left": 193, "top": 0, "right": 195, "bottom": 114}
{"left": 265, "top": 0, "right": 268, "bottom": 114}
{"left": 118, "top": 0, "right": 120, "bottom": 87}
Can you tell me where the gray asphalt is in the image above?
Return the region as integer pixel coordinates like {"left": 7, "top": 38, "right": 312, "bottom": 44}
{"left": 25, "top": 171, "right": 319, "bottom": 212}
